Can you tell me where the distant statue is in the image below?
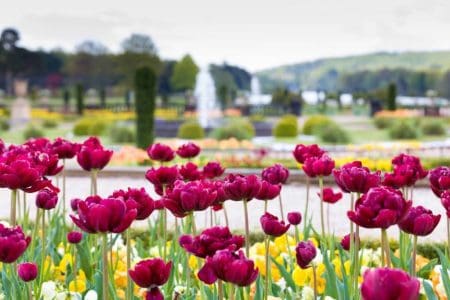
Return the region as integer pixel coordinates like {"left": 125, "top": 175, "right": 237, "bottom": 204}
{"left": 10, "top": 80, "right": 31, "bottom": 128}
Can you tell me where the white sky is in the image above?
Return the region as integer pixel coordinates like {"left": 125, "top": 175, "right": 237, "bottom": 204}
{"left": 1, "top": 0, "right": 450, "bottom": 72}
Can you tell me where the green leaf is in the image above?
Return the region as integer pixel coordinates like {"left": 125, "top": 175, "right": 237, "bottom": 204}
{"left": 76, "top": 242, "right": 93, "bottom": 280}
{"left": 434, "top": 246, "right": 450, "bottom": 298}
{"left": 271, "top": 257, "right": 296, "bottom": 291}
{"left": 417, "top": 258, "right": 438, "bottom": 279}
{"left": 422, "top": 279, "right": 438, "bottom": 300}
{"left": 254, "top": 275, "right": 263, "bottom": 300}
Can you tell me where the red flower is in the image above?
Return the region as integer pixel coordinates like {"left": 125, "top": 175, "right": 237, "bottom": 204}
{"left": 0, "top": 224, "right": 31, "bottom": 263}
{"left": 223, "top": 174, "right": 261, "bottom": 201}
{"left": 147, "top": 143, "right": 175, "bottom": 162}
{"left": 211, "top": 180, "right": 229, "bottom": 208}
{"left": 111, "top": 187, "right": 155, "bottom": 220}
{"left": 333, "top": 161, "right": 381, "bottom": 194}
{"left": 70, "top": 195, "right": 137, "bottom": 234}
{"left": 176, "top": 142, "right": 201, "bottom": 159}
{"left": 293, "top": 144, "right": 325, "bottom": 164}
{"left": 67, "top": 231, "right": 83, "bottom": 244}
{"left": 398, "top": 206, "right": 440, "bottom": 236}
{"left": 261, "top": 164, "right": 289, "bottom": 185}
{"left": 302, "top": 155, "right": 335, "bottom": 178}
{"left": 441, "top": 191, "right": 450, "bottom": 218}
{"left": 163, "top": 180, "right": 217, "bottom": 218}
{"left": 361, "top": 267, "right": 420, "bottom": 300}
{"left": 295, "top": 241, "right": 317, "bottom": 269}
{"left": 348, "top": 186, "right": 411, "bottom": 229}
{"left": 33, "top": 152, "right": 63, "bottom": 176}
{"left": 76, "top": 137, "right": 113, "bottom": 171}
{"left": 202, "top": 162, "right": 225, "bottom": 179}
{"left": 35, "top": 188, "right": 58, "bottom": 210}
{"left": 129, "top": 258, "right": 172, "bottom": 300}
{"left": 340, "top": 233, "right": 359, "bottom": 251}
{"left": 255, "top": 181, "right": 281, "bottom": 200}
{"left": 17, "top": 262, "right": 38, "bottom": 282}
{"left": 287, "top": 211, "right": 302, "bottom": 225}
{"left": 145, "top": 166, "right": 179, "bottom": 187}
{"left": 320, "top": 187, "right": 342, "bottom": 204}
{"left": 51, "top": 138, "right": 79, "bottom": 159}
{"left": 429, "top": 166, "right": 450, "bottom": 197}
{"left": 198, "top": 249, "right": 258, "bottom": 286}
{"left": 179, "top": 226, "right": 244, "bottom": 258}
{"left": 180, "top": 162, "right": 203, "bottom": 181}
{"left": 384, "top": 154, "right": 428, "bottom": 189}
{"left": 260, "top": 212, "right": 290, "bottom": 237}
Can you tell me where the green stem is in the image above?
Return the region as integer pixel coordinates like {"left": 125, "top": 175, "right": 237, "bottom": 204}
{"left": 163, "top": 209, "right": 167, "bottom": 259}
{"left": 382, "top": 229, "right": 391, "bottom": 267}
{"left": 38, "top": 210, "right": 46, "bottom": 293}
{"left": 278, "top": 194, "right": 284, "bottom": 221}
{"left": 412, "top": 235, "right": 417, "bottom": 277}
{"left": 319, "top": 177, "right": 325, "bottom": 237}
{"left": 223, "top": 204, "right": 229, "bottom": 227}
{"left": 294, "top": 225, "right": 300, "bottom": 245}
{"left": 380, "top": 230, "right": 385, "bottom": 267}
{"left": 243, "top": 199, "right": 250, "bottom": 257}
{"left": 218, "top": 280, "right": 224, "bottom": 300}
{"left": 28, "top": 282, "right": 32, "bottom": 300}
{"left": 264, "top": 200, "right": 268, "bottom": 213}
{"left": 10, "top": 189, "right": 17, "bottom": 226}
{"left": 228, "top": 283, "right": 235, "bottom": 300}
{"left": 312, "top": 264, "right": 318, "bottom": 300}
{"left": 264, "top": 236, "right": 270, "bottom": 300}
{"left": 72, "top": 245, "right": 78, "bottom": 294}
{"left": 102, "top": 233, "right": 108, "bottom": 300}
{"left": 126, "top": 229, "right": 133, "bottom": 300}
{"left": 91, "top": 170, "right": 98, "bottom": 196}
{"left": 353, "top": 225, "right": 360, "bottom": 297}
{"left": 62, "top": 159, "right": 66, "bottom": 230}
{"left": 447, "top": 218, "right": 450, "bottom": 257}
{"left": 303, "top": 177, "right": 310, "bottom": 234}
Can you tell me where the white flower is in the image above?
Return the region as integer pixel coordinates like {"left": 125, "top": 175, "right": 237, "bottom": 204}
{"left": 174, "top": 285, "right": 186, "bottom": 295}
{"left": 84, "top": 290, "right": 98, "bottom": 300}
{"left": 276, "top": 278, "right": 286, "bottom": 290}
{"left": 311, "top": 251, "right": 323, "bottom": 266}
{"left": 436, "top": 282, "right": 446, "bottom": 297}
{"left": 55, "top": 292, "right": 80, "bottom": 300}
{"left": 300, "top": 286, "right": 314, "bottom": 300}
{"left": 41, "top": 281, "right": 57, "bottom": 300}
{"left": 324, "top": 297, "right": 336, "bottom": 300}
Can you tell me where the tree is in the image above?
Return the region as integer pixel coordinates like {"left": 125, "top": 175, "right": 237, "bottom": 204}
{"left": 75, "top": 84, "right": 84, "bottom": 115}
{"left": 121, "top": 34, "right": 157, "bottom": 55}
{"left": 0, "top": 28, "right": 19, "bottom": 51}
{"left": 170, "top": 54, "right": 199, "bottom": 91}
{"left": 99, "top": 88, "right": 106, "bottom": 108}
{"left": 75, "top": 40, "right": 109, "bottom": 55}
{"left": 387, "top": 82, "right": 397, "bottom": 111}
{"left": 63, "top": 88, "right": 70, "bottom": 112}
{"left": 134, "top": 67, "right": 156, "bottom": 149}
{"left": 158, "top": 60, "right": 176, "bottom": 107}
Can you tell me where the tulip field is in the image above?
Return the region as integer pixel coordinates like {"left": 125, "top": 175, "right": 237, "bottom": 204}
{"left": 0, "top": 137, "right": 449, "bottom": 300}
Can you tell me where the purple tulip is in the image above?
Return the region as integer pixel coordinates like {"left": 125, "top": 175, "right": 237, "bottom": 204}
{"left": 261, "top": 164, "right": 289, "bottom": 185}
{"left": 295, "top": 240, "right": 317, "bottom": 269}
{"left": 398, "top": 205, "right": 440, "bottom": 236}
{"left": 176, "top": 142, "right": 201, "bottom": 159}
{"left": 147, "top": 143, "right": 175, "bottom": 162}
{"left": 260, "top": 212, "right": 290, "bottom": 237}
{"left": 333, "top": 161, "right": 381, "bottom": 194}
{"left": 17, "top": 262, "right": 38, "bottom": 282}
{"left": 287, "top": 211, "right": 302, "bottom": 225}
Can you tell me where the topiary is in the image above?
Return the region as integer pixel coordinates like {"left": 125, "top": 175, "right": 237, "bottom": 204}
{"left": 23, "top": 126, "right": 44, "bottom": 140}
{"left": 109, "top": 125, "right": 135, "bottom": 143}
{"left": 210, "top": 119, "right": 255, "bottom": 141}
{"left": 73, "top": 118, "right": 109, "bottom": 136}
{"left": 373, "top": 116, "right": 394, "bottom": 129}
{"left": 177, "top": 121, "right": 205, "bottom": 139}
{"left": 318, "top": 124, "right": 350, "bottom": 144}
{"left": 42, "top": 119, "right": 58, "bottom": 129}
{"left": 421, "top": 120, "right": 446, "bottom": 136}
{"left": 273, "top": 115, "right": 298, "bottom": 138}
{"left": 302, "top": 115, "right": 334, "bottom": 135}
{"left": 389, "top": 121, "right": 418, "bottom": 140}
{"left": 134, "top": 67, "right": 156, "bottom": 149}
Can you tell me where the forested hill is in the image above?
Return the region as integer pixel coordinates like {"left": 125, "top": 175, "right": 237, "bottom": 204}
{"left": 256, "top": 51, "right": 450, "bottom": 93}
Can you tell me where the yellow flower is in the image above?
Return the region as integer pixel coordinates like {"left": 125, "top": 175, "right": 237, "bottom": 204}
{"left": 250, "top": 241, "right": 280, "bottom": 258}
{"left": 292, "top": 266, "right": 310, "bottom": 286}
{"left": 254, "top": 255, "right": 282, "bottom": 282}
{"left": 189, "top": 255, "right": 198, "bottom": 270}
{"left": 69, "top": 279, "right": 86, "bottom": 293}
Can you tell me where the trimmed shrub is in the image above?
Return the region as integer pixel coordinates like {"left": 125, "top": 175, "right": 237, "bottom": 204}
{"left": 389, "top": 121, "right": 418, "bottom": 140}
{"left": 134, "top": 67, "right": 156, "bottom": 149}
{"left": 302, "top": 115, "right": 334, "bottom": 135}
{"left": 42, "top": 119, "right": 58, "bottom": 129}
{"left": 73, "top": 118, "right": 108, "bottom": 136}
{"left": 373, "top": 116, "right": 394, "bottom": 129}
{"left": 0, "top": 118, "right": 10, "bottom": 131}
{"left": 75, "top": 84, "right": 84, "bottom": 115}
{"left": 211, "top": 119, "right": 255, "bottom": 141}
{"left": 109, "top": 125, "right": 135, "bottom": 143}
{"left": 273, "top": 115, "right": 298, "bottom": 138}
{"left": 24, "top": 126, "right": 44, "bottom": 139}
{"left": 318, "top": 124, "right": 350, "bottom": 144}
{"left": 421, "top": 120, "right": 446, "bottom": 136}
{"left": 177, "top": 121, "right": 205, "bottom": 139}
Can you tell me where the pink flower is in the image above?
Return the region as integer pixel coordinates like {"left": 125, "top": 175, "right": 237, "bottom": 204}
{"left": 255, "top": 181, "right": 281, "bottom": 200}
{"left": 176, "top": 142, "right": 201, "bottom": 159}
{"left": 76, "top": 137, "right": 113, "bottom": 171}
{"left": 429, "top": 166, "right": 450, "bottom": 197}
{"left": 35, "top": 188, "right": 58, "bottom": 210}
{"left": 129, "top": 258, "right": 172, "bottom": 300}
{"left": 202, "top": 162, "right": 225, "bottom": 179}
{"left": 441, "top": 191, "right": 450, "bottom": 218}
{"left": 287, "top": 211, "right": 302, "bottom": 225}
{"left": 295, "top": 241, "right": 317, "bottom": 269}
{"left": 51, "top": 138, "right": 79, "bottom": 159}
{"left": 67, "top": 231, "right": 83, "bottom": 244}
{"left": 145, "top": 166, "right": 179, "bottom": 187}
{"left": 293, "top": 144, "right": 325, "bottom": 164}
{"left": 302, "top": 155, "right": 335, "bottom": 178}
{"left": 147, "top": 143, "right": 175, "bottom": 162}
{"left": 17, "top": 262, "right": 38, "bottom": 282}
{"left": 223, "top": 174, "right": 261, "bottom": 201}
{"left": 0, "top": 224, "right": 31, "bottom": 263}
{"left": 333, "top": 161, "right": 381, "bottom": 194}
{"left": 260, "top": 212, "right": 290, "bottom": 237}
{"left": 261, "top": 164, "right": 289, "bottom": 185}
{"left": 383, "top": 154, "right": 428, "bottom": 189}
{"left": 180, "top": 162, "right": 203, "bottom": 181}
{"left": 111, "top": 187, "right": 155, "bottom": 220}
{"left": 398, "top": 206, "right": 440, "bottom": 236}
{"left": 319, "top": 187, "right": 342, "bottom": 204}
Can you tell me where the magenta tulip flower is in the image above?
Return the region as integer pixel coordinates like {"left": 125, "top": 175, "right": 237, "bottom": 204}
{"left": 35, "top": 188, "right": 58, "bottom": 210}
{"left": 293, "top": 144, "right": 325, "bottom": 164}
{"left": 51, "top": 138, "right": 79, "bottom": 159}
{"left": 256, "top": 181, "right": 281, "bottom": 200}
{"left": 333, "top": 161, "right": 381, "bottom": 194}
{"left": 302, "top": 155, "right": 335, "bottom": 178}
{"left": 76, "top": 137, "right": 113, "bottom": 171}
{"left": 0, "top": 224, "right": 31, "bottom": 263}
{"left": 261, "top": 164, "right": 290, "bottom": 185}
{"left": 111, "top": 187, "right": 155, "bottom": 220}
{"left": 260, "top": 212, "right": 290, "bottom": 237}
{"left": 180, "top": 162, "right": 203, "bottom": 181}
{"left": 287, "top": 211, "right": 302, "bottom": 225}
{"left": 176, "top": 142, "right": 201, "bottom": 159}
{"left": 147, "top": 143, "right": 175, "bottom": 162}
{"left": 223, "top": 174, "right": 262, "bottom": 201}
{"left": 320, "top": 187, "right": 343, "bottom": 204}
{"left": 67, "top": 231, "right": 83, "bottom": 244}
{"left": 202, "top": 162, "right": 225, "bottom": 179}
{"left": 429, "top": 166, "right": 450, "bottom": 197}
{"left": 295, "top": 241, "right": 317, "bottom": 269}
{"left": 145, "top": 166, "right": 179, "bottom": 187}
{"left": 17, "top": 262, "right": 38, "bottom": 282}
{"left": 398, "top": 206, "right": 440, "bottom": 236}
{"left": 129, "top": 258, "right": 172, "bottom": 300}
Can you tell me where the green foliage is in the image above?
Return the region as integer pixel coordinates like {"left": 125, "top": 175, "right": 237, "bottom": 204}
{"left": 318, "top": 124, "right": 350, "bottom": 144}
{"left": 177, "top": 121, "right": 205, "bottom": 139}
{"left": 109, "top": 124, "right": 135, "bottom": 143}
{"left": 23, "top": 126, "right": 44, "bottom": 139}
{"left": 42, "top": 119, "right": 58, "bottom": 129}
{"left": 272, "top": 115, "right": 298, "bottom": 138}
{"left": 249, "top": 114, "right": 266, "bottom": 122}
{"left": 302, "top": 115, "right": 334, "bottom": 135}
{"left": 389, "top": 121, "right": 418, "bottom": 139}
{"left": 421, "top": 119, "right": 446, "bottom": 136}
{"left": 386, "top": 82, "right": 397, "bottom": 111}
{"left": 210, "top": 119, "right": 255, "bottom": 140}
{"left": 0, "top": 118, "right": 9, "bottom": 131}
{"left": 73, "top": 118, "right": 108, "bottom": 136}
{"left": 170, "top": 54, "right": 199, "bottom": 91}
{"left": 373, "top": 116, "right": 395, "bottom": 129}
{"left": 134, "top": 66, "right": 156, "bottom": 149}
{"left": 75, "top": 84, "right": 84, "bottom": 115}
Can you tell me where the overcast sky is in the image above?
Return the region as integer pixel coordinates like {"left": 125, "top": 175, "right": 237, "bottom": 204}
{"left": 1, "top": 0, "right": 450, "bottom": 71}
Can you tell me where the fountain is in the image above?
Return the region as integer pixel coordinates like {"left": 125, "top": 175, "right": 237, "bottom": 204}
{"left": 248, "top": 76, "right": 271, "bottom": 105}
{"left": 194, "top": 66, "right": 218, "bottom": 128}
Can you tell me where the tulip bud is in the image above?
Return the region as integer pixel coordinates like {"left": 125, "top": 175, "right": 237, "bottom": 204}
{"left": 36, "top": 188, "right": 58, "bottom": 210}
{"left": 261, "top": 164, "right": 289, "bottom": 185}
{"left": 67, "top": 231, "right": 83, "bottom": 244}
{"left": 293, "top": 144, "right": 324, "bottom": 164}
{"left": 287, "top": 211, "right": 302, "bottom": 225}
{"left": 17, "top": 262, "right": 38, "bottom": 282}
{"left": 176, "top": 142, "right": 201, "bottom": 159}
{"left": 295, "top": 241, "right": 316, "bottom": 269}
{"left": 147, "top": 143, "right": 175, "bottom": 162}
{"left": 260, "top": 212, "right": 290, "bottom": 237}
